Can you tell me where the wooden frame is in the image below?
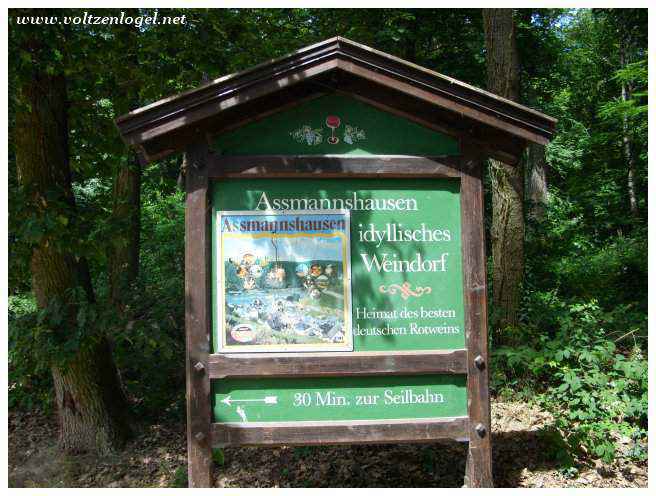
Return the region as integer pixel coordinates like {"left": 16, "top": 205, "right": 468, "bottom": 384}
{"left": 184, "top": 143, "right": 213, "bottom": 487}
{"left": 213, "top": 417, "right": 469, "bottom": 447}
{"left": 184, "top": 147, "right": 493, "bottom": 487}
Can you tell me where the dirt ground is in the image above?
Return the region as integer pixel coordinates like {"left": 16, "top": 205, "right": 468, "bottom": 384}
{"left": 8, "top": 400, "right": 647, "bottom": 488}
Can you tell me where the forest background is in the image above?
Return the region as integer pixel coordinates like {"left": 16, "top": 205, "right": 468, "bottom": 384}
{"left": 7, "top": 7, "right": 648, "bottom": 486}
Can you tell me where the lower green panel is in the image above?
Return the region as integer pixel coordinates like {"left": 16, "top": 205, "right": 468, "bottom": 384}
{"left": 212, "top": 375, "right": 467, "bottom": 423}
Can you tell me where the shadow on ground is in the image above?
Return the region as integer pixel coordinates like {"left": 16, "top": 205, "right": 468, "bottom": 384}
{"left": 216, "top": 429, "right": 561, "bottom": 488}
{"left": 9, "top": 402, "right": 647, "bottom": 488}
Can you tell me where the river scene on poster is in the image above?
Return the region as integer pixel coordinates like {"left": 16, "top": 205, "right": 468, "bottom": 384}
{"left": 217, "top": 210, "right": 352, "bottom": 352}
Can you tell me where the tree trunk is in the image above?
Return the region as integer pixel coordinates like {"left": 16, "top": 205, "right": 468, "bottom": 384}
{"left": 526, "top": 143, "right": 549, "bottom": 220}
{"left": 489, "top": 160, "right": 524, "bottom": 329}
{"left": 108, "top": 152, "right": 141, "bottom": 307}
{"left": 108, "top": 24, "right": 142, "bottom": 309}
{"left": 619, "top": 35, "right": 638, "bottom": 217}
{"left": 482, "top": 9, "right": 524, "bottom": 331}
{"left": 482, "top": 9, "right": 520, "bottom": 102}
{"left": 52, "top": 337, "right": 131, "bottom": 453}
{"left": 14, "top": 42, "right": 131, "bottom": 453}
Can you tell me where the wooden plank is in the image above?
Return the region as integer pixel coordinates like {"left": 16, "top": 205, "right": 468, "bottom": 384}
{"left": 208, "top": 349, "right": 467, "bottom": 379}
{"left": 138, "top": 75, "right": 525, "bottom": 165}
{"left": 337, "top": 59, "right": 549, "bottom": 147}
{"left": 212, "top": 417, "right": 469, "bottom": 447}
{"left": 123, "top": 58, "right": 340, "bottom": 147}
{"left": 184, "top": 143, "right": 213, "bottom": 488}
{"left": 460, "top": 143, "right": 494, "bottom": 487}
{"left": 206, "top": 155, "right": 462, "bottom": 179}
{"left": 336, "top": 43, "right": 555, "bottom": 133}
{"left": 208, "top": 92, "right": 326, "bottom": 139}
{"left": 117, "top": 39, "right": 341, "bottom": 131}
{"left": 139, "top": 83, "right": 328, "bottom": 163}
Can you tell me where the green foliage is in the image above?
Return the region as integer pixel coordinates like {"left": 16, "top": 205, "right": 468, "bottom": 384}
{"left": 8, "top": 294, "right": 52, "bottom": 411}
{"left": 170, "top": 466, "right": 188, "bottom": 488}
{"left": 8, "top": 178, "right": 186, "bottom": 419}
{"left": 107, "top": 182, "right": 186, "bottom": 419}
{"left": 292, "top": 446, "right": 316, "bottom": 460}
{"left": 495, "top": 10, "right": 649, "bottom": 466}
{"left": 493, "top": 297, "right": 647, "bottom": 464}
{"left": 9, "top": 287, "right": 105, "bottom": 384}
{"left": 212, "top": 448, "right": 225, "bottom": 466}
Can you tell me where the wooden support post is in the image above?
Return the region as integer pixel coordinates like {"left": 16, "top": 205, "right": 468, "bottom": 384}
{"left": 461, "top": 144, "right": 494, "bottom": 487}
{"left": 184, "top": 142, "right": 213, "bottom": 487}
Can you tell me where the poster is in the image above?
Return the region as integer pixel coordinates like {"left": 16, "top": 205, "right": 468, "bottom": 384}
{"left": 216, "top": 210, "right": 352, "bottom": 352}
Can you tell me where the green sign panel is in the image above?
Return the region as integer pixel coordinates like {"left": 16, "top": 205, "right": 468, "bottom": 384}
{"left": 212, "top": 178, "right": 465, "bottom": 353}
{"left": 211, "top": 177, "right": 467, "bottom": 424}
{"left": 213, "top": 375, "right": 467, "bottom": 423}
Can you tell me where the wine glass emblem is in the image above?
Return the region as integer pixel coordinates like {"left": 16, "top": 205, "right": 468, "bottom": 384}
{"left": 326, "top": 115, "right": 341, "bottom": 144}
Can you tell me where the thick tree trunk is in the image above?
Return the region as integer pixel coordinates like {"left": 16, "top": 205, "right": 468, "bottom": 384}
{"left": 526, "top": 143, "right": 549, "bottom": 220}
{"left": 15, "top": 46, "right": 131, "bottom": 453}
{"left": 482, "top": 9, "right": 520, "bottom": 102}
{"left": 489, "top": 160, "right": 524, "bottom": 329}
{"left": 483, "top": 9, "right": 524, "bottom": 331}
{"left": 52, "top": 337, "right": 131, "bottom": 453}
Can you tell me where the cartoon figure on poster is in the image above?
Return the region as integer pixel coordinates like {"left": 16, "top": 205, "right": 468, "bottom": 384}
{"left": 218, "top": 210, "right": 352, "bottom": 352}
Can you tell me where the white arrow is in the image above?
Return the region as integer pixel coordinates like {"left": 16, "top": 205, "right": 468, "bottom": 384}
{"left": 221, "top": 395, "right": 278, "bottom": 407}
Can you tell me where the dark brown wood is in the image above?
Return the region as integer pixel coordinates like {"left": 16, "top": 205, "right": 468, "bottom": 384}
{"left": 460, "top": 143, "right": 494, "bottom": 487}
{"left": 208, "top": 349, "right": 467, "bottom": 379}
{"left": 126, "top": 58, "right": 340, "bottom": 147}
{"left": 207, "top": 155, "right": 462, "bottom": 179}
{"left": 335, "top": 59, "right": 548, "bottom": 146}
{"left": 184, "top": 143, "right": 213, "bottom": 488}
{"left": 116, "top": 37, "right": 556, "bottom": 163}
{"left": 343, "top": 90, "right": 463, "bottom": 141}
{"left": 212, "top": 417, "right": 468, "bottom": 447}
{"left": 206, "top": 92, "right": 326, "bottom": 138}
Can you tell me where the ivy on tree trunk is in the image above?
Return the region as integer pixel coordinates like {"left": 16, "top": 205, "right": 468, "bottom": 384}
{"left": 483, "top": 8, "right": 524, "bottom": 332}
{"left": 14, "top": 31, "right": 132, "bottom": 454}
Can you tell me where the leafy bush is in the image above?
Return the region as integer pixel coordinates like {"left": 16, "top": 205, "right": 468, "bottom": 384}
{"left": 492, "top": 297, "right": 647, "bottom": 464}
{"left": 170, "top": 466, "right": 188, "bottom": 488}
{"left": 8, "top": 293, "right": 53, "bottom": 411}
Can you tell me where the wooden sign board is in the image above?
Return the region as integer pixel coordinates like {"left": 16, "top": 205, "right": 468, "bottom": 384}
{"left": 195, "top": 154, "right": 492, "bottom": 486}
{"left": 116, "top": 37, "right": 555, "bottom": 489}
{"left": 184, "top": 94, "right": 494, "bottom": 487}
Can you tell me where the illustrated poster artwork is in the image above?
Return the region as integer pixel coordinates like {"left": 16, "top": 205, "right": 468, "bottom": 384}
{"left": 217, "top": 210, "right": 352, "bottom": 352}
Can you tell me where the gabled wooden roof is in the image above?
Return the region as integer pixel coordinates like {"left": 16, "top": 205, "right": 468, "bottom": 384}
{"left": 116, "top": 36, "right": 556, "bottom": 164}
